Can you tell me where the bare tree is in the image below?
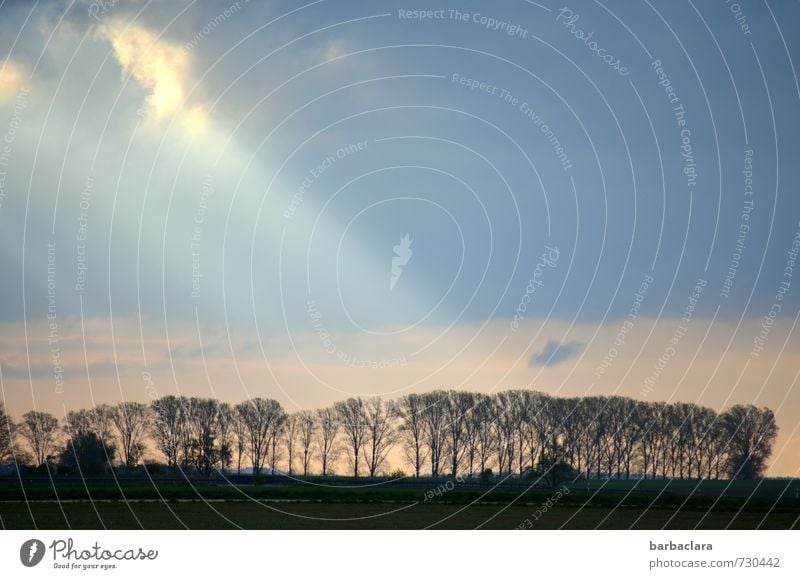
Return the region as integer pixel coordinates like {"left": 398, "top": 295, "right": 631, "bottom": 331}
{"left": 336, "top": 398, "right": 368, "bottom": 477}
{"left": 512, "top": 390, "right": 534, "bottom": 475}
{"left": 363, "top": 397, "right": 397, "bottom": 477}
{"left": 150, "top": 396, "right": 185, "bottom": 469}
{"left": 396, "top": 393, "right": 428, "bottom": 477}
{"left": 461, "top": 394, "right": 483, "bottom": 476}
{"left": 685, "top": 404, "right": 716, "bottom": 479}
{"left": 231, "top": 407, "right": 248, "bottom": 475}
{"left": 0, "top": 402, "right": 16, "bottom": 464}
{"left": 267, "top": 408, "right": 287, "bottom": 472}
{"left": 283, "top": 414, "right": 301, "bottom": 475}
{"left": 422, "top": 390, "right": 448, "bottom": 477}
{"left": 177, "top": 397, "right": 197, "bottom": 469}
{"left": 568, "top": 397, "right": 589, "bottom": 476}
{"left": 298, "top": 410, "right": 316, "bottom": 476}
{"left": 578, "top": 396, "right": 608, "bottom": 479}
{"left": 526, "top": 392, "right": 555, "bottom": 474}
{"left": 4, "top": 391, "right": 782, "bottom": 481}
{"left": 110, "top": 402, "right": 151, "bottom": 469}
{"left": 235, "top": 398, "right": 283, "bottom": 476}
{"left": 556, "top": 397, "right": 580, "bottom": 471}
{"left": 188, "top": 398, "right": 221, "bottom": 476}
{"left": 217, "top": 402, "right": 235, "bottom": 471}
{"left": 315, "top": 407, "right": 339, "bottom": 476}
{"left": 638, "top": 402, "right": 658, "bottom": 479}
{"left": 701, "top": 419, "right": 728, "bottom": 479}
{"left": 601, "top": 396, "right": 627, "bottom": 479}
{"left": 64, "top": 409, "right": 93, "bottom": 440}
{"left": 94, "top": 405, "right": 116, "bottom": 443}
{"left": 616, "top": 397, "right": 644, "bottom": 479}
{"left": 444, "top": 390, "right": 473, "bottom": 477}
{"left": 493, "top": 392, "right": 518, "bottom": 477}
{"left": 640, "top": 402, "right": 672, "bottom": 479}
{"left": 64, "top": 405, "right": 114, "bottom": 442}
{"left": 473, "top": 395, "right": 495, "bottom": 475}
{"left": 672, "top": 402, "right": 695, "bottom": 478}
{"left": 18, "top": 410, "right": 60, "bottom": 467}
{"left": 662, "top": 403, "right": 684, "bottom": 478}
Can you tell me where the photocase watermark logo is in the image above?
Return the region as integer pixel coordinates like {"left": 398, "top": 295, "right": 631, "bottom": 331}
{"left": 17, "top": 538, "right": 158, "bottom": 571}
{"left": 390, "top": 234, "right": 413, "bottom": 291}
{"left": 19, "top": 539, "right": 46, "bottom": 567}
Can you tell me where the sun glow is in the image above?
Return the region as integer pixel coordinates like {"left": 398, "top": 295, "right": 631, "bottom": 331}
{"left": 96, "top": 21, "right": 197, "bottom": 129}
{"left": 0, "top": 59, "right": 26, "bottom": 100}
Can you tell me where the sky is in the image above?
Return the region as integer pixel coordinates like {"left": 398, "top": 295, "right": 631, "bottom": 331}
{"left": 0, "top": 0, "right": 799, "bottom": 475}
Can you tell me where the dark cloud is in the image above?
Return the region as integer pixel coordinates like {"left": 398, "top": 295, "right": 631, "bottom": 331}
{"left": 529, "top": 340, "right": 584, "bottom": 368}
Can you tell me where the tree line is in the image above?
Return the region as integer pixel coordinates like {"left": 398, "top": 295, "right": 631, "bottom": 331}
{"left": 0, "top": 391, "right": 779, "bottom": 480}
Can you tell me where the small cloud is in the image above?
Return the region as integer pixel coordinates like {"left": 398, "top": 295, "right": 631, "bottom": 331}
{"left": 324, "top": 39, "right": 347, "bottom": 61}
{"left": 529, "top": 340, "right": 584, "bottom": 367}
{"left": 0, "top": 59, "right": 26, "bottom": 100}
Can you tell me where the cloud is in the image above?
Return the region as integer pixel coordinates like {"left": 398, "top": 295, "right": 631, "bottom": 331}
{"left": 95, "top": 20, "right": 196, "bottom": 127}
{"left": 324, "top": 39, "right": 347, "bottom": 61}
{"left": 529, "top": 340, "right": 584, "bottom": 367}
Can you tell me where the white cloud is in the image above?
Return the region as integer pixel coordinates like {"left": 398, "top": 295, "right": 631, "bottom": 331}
{"left": 96, "top": 20, "right": 205, "bottom": 130}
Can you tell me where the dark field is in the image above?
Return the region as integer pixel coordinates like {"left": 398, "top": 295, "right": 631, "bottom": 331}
{"left": 1, "top": 476, "right": 798, "bottom": 530}
{"left": 1, "top": 500, "right": 799, "bottom": 530}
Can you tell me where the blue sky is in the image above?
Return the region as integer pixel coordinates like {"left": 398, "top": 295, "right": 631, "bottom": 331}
{"left": 1, "top": 0, "right": 799, "bottom": 473}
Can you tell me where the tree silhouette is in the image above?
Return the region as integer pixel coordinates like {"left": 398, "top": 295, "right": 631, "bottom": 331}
{"left": 3, "top": 392, "right": 780, "bottom": 480}
{"left": 0, "top": 402, "right": 14, "bottom": 464}
{"left": 722, "top": 405, "right": 778, "bottom": 480}
{"left": 60, "top": 432, "right": 116, "bottom": 474}
{"left": 18, "top": 411, "right": 59, "bottom": 467}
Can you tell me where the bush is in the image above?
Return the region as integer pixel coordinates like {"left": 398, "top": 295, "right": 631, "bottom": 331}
{"left": 59, "top": 434, "right": 115, "bottom": 475}
{"left": 537, "top": 454, "right": 576, "bottom": 488}
{"left": 388, "top": 469, "right": 406, "bottom": 479}
{"left": 143, "top": 462, "right": 167, "bottom": 476}
{"left": 480, "top": 468, "right": 493, "bottom": 482}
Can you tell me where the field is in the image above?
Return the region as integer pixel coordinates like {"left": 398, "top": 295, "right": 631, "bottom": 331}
{"left": 1, "top": 475, "right": 798, "bottom": 530}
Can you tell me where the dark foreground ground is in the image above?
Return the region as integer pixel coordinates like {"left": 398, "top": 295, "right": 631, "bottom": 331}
{"left": 1, "top": 475, "right": 798, "bottom": 529}
{"left": 1, "top": 501, "right": 797, "bottom": 530}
